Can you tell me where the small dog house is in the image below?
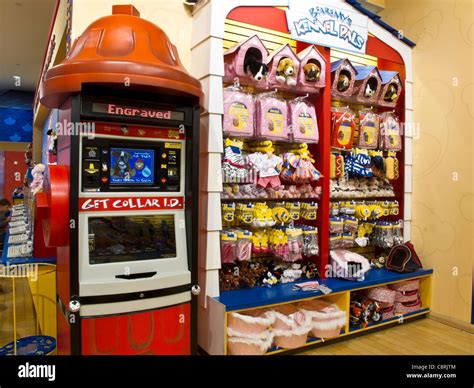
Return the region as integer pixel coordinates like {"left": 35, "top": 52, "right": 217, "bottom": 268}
{"left": 223, "top": 34, "right": 269, "bottom": 86}
{"left": 378, "top": 71, "right": 403, "bottom": 107}
{"left": 267, "top": 43, "right": 300, "bottom": 92}
{"left": 297, "top": 45, "right": 326, "bottom": 93}
{"left": 330, "top": 59, "right": 357, "bottom": 100}
{"left": 352, "top": 65, "right": 382, "bottom": 104}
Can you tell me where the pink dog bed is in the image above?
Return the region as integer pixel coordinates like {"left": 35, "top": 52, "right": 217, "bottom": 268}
{"left": 389, "top": 279, "right": 420, "bottom": 292}
{"left": 227, "top": 309, "right": 275, "bottom": 337}
{"left": 296, "top": 299, "right": 346, "bottom": 339}
{"left": 394, "top": 296, "right": 422, "bottom": 315}
{"left": 227, "top": 332, "right": 274, "bottom": 355}
{"left": 271, "top": 304, "right": 311, "bottom": 349}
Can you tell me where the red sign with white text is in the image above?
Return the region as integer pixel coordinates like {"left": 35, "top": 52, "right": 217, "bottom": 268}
{"left": 79, "top": 196, "right": 183, "bottom": 212}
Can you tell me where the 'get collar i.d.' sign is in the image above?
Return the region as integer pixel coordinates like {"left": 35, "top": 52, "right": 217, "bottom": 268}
{"left": 286, "top": 0, "right": 369, "bottom": 54}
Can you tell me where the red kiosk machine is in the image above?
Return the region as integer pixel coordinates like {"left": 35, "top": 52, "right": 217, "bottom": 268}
{"left": 39, "top": 5, "right": 203, "bottom": 355}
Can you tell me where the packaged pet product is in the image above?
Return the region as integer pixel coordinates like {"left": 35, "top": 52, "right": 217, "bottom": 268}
{"left": 331, "top": 107, "right": 356, "bottom": 150}
{"left": 280, "top": 153, "right": 321, "bottom": 184}
{"left": 221, "top": 138, "right": 248, "bottom": 182}
{"left": 300, "top": 201, "right": 318, "bottom": 220}
{"left": 302, "top": 226, "right": 319, "bottom": 257}
{"left": 365, "top": 286, "right": 396, "bottom": 305}
{"left": 296, "top": 299, "right": 347, "bottom": 339}
{"left": 288, "top": 99, "right": 319, "bottom": 143}
{"left": 358, "top": 108, "right": 379, "bottom": 149}
{"left": 394, "top": 296, "right": 422, "bottom": 315}
{"left": 390, "top": 279, "right": 420, "bottom": 303}
{"left": 223, "top": 89, "right": 255, "bottom": 137}
{"left": 286, "top": 228, "right": 303, "bottom": 262}
{"left": 248, "top": 150, "right": 283, "bottom": 188}
{"left": 329, "top": 249, "right": 371, "bottom": 281}
{"left": 379, "top": 112, "right": 402, "bottom": 151}
{"left": 220, "top": 230, "right": 237, "bottom": 264}
{"left": 234, "top": 229, "right": 253, "bottom": 262}
{"left": 255, "top": 94, "right": 289, "bottom": 140}
{"left": 271, "top": 304, "right": 312, "bottom": 349}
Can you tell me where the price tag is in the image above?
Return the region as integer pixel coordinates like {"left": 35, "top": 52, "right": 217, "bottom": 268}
{"left": 318, "top": 284, "right": 332, "bottom": 295}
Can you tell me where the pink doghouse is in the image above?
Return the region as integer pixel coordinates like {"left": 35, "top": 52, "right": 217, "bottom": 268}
{"left": 352, "top": 66, "right": 383, "bottom": 104}
{"left": 223, "top": 35, "right": 269, "bottom": 86}
{"left": 267, "top": 43, "right": 301, "bottom": 92}
{"left": 297, "top": 45, "right": 326, "bottom": 94}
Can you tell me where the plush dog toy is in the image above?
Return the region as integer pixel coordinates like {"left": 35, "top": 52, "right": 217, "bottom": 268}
{"left": 244, "top": 53, "right": 269, "bottom": 81}
{"left": 364, "top": 83, "right": 376, "bottom": 98}
{"left": 337, "top": 74, "right": 350, "bottom": 92}
{"left": 276, "top": 57, "right": 297, "bottom": 86}
{"left": 303, "top": 63, "right": 320, "bottom": 82}
{"left": 384, "top": 84, "right": 398, "bottom": 102}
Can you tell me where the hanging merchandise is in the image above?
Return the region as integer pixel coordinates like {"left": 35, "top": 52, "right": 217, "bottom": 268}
{"left": 379, "top": 111, "right": 402, "bottom": 151}
{"left": 285, "top": 202, "right": 301, "bottom": 221}
{"left": 223, "top": 87, "right": 255, "bottom": 137}
{"left": 220, "top": 230, "right": 237, "bottom": 264}
{"left": 222, "top": 202, "right": 236, "bottom": 226}
{"left": 385, "top": 151, "right": 400, "bottom": 180}
{"left": 301, "top": 226, "right": 319, "bottom": 257}
{"left": 222, "top": 138, "right": 249, "bottom": 182}
{"left": 300, "top": 201, "right": 318, "bottom": 220}
{"left": 255, "top": 92, "right": 289, "bottom": 140}
{"left": 288, "top": 97, "right": 319, "bottom": 143}
{"left": 252, "top": 229, "right": 269, "bottom": 254}
{"left": 345, "top": 150, "right": 373, "bottom": 178}
{"left": 331, "top": 106, "right": 356, "bottom": 150}
{"left": 369, "top": 150, "right": 385, "bottom": 178}
{"left": 247, "top": 141, "right": 284, "bottom": 188}
{"left": 280, "top": 145, "right": 321, "bottom": 184}
{"left": 234, "top": 229, "right": 253, "bottom": 261}
{"left": 235, "top": 202, "right": 254, "bottom": 225}
{"left": 358, "top": 108, "right": 380, "bottom": 149}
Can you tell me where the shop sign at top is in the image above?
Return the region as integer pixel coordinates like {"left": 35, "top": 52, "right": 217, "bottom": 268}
{"left": 286, "top": 0, "right": 369, "bottom": 55}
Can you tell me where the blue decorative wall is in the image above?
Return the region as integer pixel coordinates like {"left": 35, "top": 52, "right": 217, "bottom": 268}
{"left": 0, "top": 90, "right": 34, "bottom": 143}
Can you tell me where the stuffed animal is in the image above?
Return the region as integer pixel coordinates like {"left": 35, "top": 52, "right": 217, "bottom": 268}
{"left": 244, "top": 53, "right": 269, "bottom": 81}
{"left": 276, "top": 57, "right": 297, "bottom": 86}
{"left": 303, "top": 62, "right": 320, "bottom": 82}
{"left": 384, "top": 84, "right": 398, "bottom": 102}
{"left": 337, "top": 74, "right": 350, "bottom": 92}
{"left": 364, "top": 83, "right": 375, "bottom": 98}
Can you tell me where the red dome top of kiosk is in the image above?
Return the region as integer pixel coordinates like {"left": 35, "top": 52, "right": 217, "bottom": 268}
{"left": 40, "top": 4, "right": 203, "bottom": 108}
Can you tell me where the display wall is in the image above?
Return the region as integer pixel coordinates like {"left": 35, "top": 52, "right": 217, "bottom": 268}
{"left": 382, "top": 0, "right": 473, "bottom": 327}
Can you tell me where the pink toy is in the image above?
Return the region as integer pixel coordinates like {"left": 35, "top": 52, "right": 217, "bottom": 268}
{"left": 223, "top": 89, "right": 255, "bottom": 137}
{"left": 380, "top": 304, "right": 395, "bottom": 320}
{"left": 297, "top": 299, "right": 346, "bottom": 339}
{"left": 267, "top": 43, "right": 300, "bottom": 92}
{"left": 329, "top": 249, "right": 371, "bottom": 281}
{"left": 223, "top": 35, "right": 269, "bottom": 86}
{"left": 394, "top": 289, "right": 419, "bottom": 303}
{"left": 271, "top": 304, "right": 311, "bottom": 349}
{"left": 394, "top": 296, "right": 422, "bottom": 315}
{"left": 378, "top": 71, "right": 403, "bottom": 108}
{"left": 365, "top": 286, "right": 396, "bottom": 304}
{"left": 297, "top": 45, "right": 326, "bottom": 93}
{"left": 255, "top": 95, "right": 289, "bottom": 140}
{"left": 289, "top": 100, "right": 319, "bottom": 143}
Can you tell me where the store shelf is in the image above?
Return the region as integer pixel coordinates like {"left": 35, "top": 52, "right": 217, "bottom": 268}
{"left": 216, "top": 268, "right": 433, "bottom": 312}
{"left": 221, "top": 197, "right": 321, "bottom": 202}
{"left": 348, "top": 308, "right": 430, "bottom": 334}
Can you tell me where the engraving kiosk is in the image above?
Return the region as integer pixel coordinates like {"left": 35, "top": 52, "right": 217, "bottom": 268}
{"left": 39, "top": 5, "right": 203, "bottom": 355}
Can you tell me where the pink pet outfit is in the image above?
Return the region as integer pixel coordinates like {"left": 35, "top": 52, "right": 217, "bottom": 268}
{"left": 248, "top": 152, "right": 283, "bottom": 188}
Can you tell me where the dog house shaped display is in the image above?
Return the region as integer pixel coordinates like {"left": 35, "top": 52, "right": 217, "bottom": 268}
{"left": 224, "top": 34, "right": 269, "bottom": 86}
{"left": 267, "top": 43, "right": 300, "bottom": 92}
{"left": 330, "top": 59, "right": 357, "bottom": 100}
{"left": 352, "top": 66, "right": 382, "bottom": 104}
{"left": 379, "top": 71, "right": 403, "bottom": 107}
{"left": 297, "top": 45, "right": 326, "bottom": 93}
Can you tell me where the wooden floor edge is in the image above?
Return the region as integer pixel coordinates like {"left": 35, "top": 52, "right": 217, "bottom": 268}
{"left": 428, "top": 312, "right": 474, "bottom": 334}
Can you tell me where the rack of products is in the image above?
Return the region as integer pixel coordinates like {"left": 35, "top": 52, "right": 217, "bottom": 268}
{"left": 194, "top": 2, "right": 430, "bottom": 356}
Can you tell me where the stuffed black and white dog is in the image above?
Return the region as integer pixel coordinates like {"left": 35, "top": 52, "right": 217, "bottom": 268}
{"left": 244, "top": 54, "right": 268, "bottom": 81}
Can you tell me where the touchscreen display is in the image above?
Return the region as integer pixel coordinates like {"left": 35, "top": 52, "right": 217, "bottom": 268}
{"left": 88, "top": 215, "right": 177, "bottom": 264}
{"left": 110, "top": 148, "right": 154, "bottom": 185}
